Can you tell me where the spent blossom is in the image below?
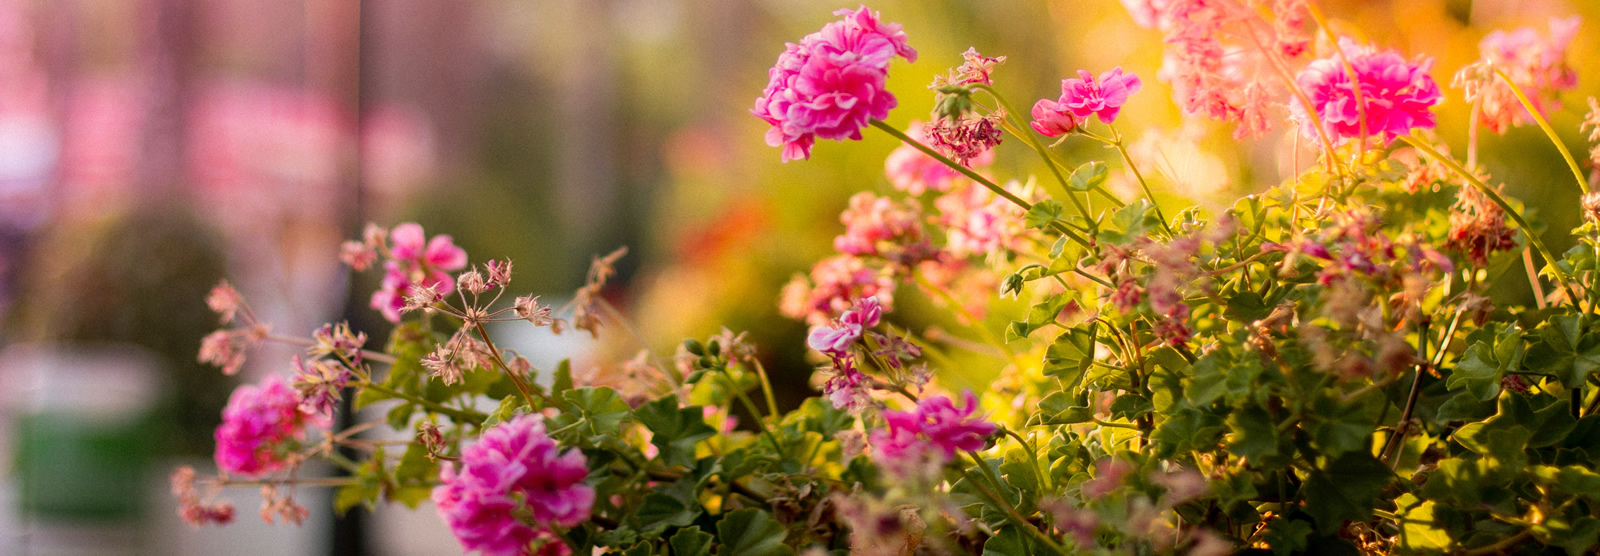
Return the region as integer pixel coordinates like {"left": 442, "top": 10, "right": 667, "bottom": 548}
{"left": 433, "top": 414, "right": 593, "bottom": 555}
{"left": 206, "top": 280, "right": 244, "bottom": 324}
{"left": 1292, "top": 38, "right": 1443, "bottom": 144}
{"left": 214, "top": 376, "right": 324, "bottom": 477}
{"left": 925, "top": 113, "right": 1005, "bottom": 164}
{"left": 752, "top": 6, "right": 916, "bottom": 161}
{"left": 931, "top": 47, "right": 1005, "bottom": 88}
{"left": 884, "top": 121, "right": 990, "bottom": 195}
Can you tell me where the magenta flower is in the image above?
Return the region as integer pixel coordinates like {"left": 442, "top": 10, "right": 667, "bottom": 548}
{"left": 214, "top": 376, "right": 323, "bottom": 477}
{"left": 1051, "top": 67, "right": 1142, "bottom": 125}
{"left": 869, "top": 391, "right": 994, "bottom": 476}
{"left": 752, "top": 6, "right": 916, "bottom": 162}
{"left": 434, "top": 414, "right": 592, "bottom": 556}
{"left": 1292, "top": 39, "right": 1442, "bottom": 144}
{"left": 369, "top": 223, "right": 469, "bottom": 322}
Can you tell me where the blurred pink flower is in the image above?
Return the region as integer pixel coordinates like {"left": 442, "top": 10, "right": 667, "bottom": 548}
{"left": 214, "top": 376, "right": 322, "bottom": 477}
{"left": 1293, "top": 39, "right": 1442, "bottom": 144}
{"left": 752, "top": 6, "right": 916, "bottom": 161}
{"left": 780, "top": 255, "right": 897, "bottom": 326}
{"left": 1469, "top": 17, "right": 1580, "bottom": 133}
{"left": 434, "top": 414, "right": 592, "bottom": 555}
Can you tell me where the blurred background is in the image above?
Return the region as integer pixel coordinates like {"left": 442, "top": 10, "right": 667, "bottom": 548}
{"left": 0, "top": 0, "right": 1595, "bottom": 554}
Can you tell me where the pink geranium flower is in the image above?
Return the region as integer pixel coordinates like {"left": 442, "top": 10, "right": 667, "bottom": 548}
{"left": 869, "top": 391, "right": 995, "bottom": 477}
{"left": 369, "top": 222, "right": 468, "bottom": 322}
{"left": 1049, "top": 67, "right": 1143, "bottom": 125}
{"left": 1292, "top": 39, "right": 1442, "bottom": 144}
{"left": 1469, "top": 17, "right": 1581, "bottom": 133}
{"left": 753, "top": 6, "right": 916, "bottom": 161}
{"left": 214, "top": 376, "right": 323, "bottom": 477}
{"left": 806, "top": 296, "right": 884, "bottom": 358}
{"left": 434, "top": 414, "right": 592, "bottom": 555}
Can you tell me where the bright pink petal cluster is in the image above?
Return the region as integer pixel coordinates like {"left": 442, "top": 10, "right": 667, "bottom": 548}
{"left": 370, "top": 223, "right": 469, "bottom": 322}
{"left": 869, "top": 391, "right": 994, "bottom": 476}
{"left": 884, "top": 121, "right": 990, "bottom": 194}
{"left": 1038, "top": 68, "right": 1142, "bottom": 128}
{"left": 214, "top": 376, "right": 323, "bottom": 477}
{"left": 434, "top": 414, "right": 593, "bottom": 556}
{"left": 752, "top": 6, "right": 916, "bottom": 162}
{"left": 1292, "top": 39, "right": 1442, "bottom": 144}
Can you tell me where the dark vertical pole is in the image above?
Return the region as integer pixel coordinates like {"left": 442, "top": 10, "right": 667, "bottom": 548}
{"left": 331, "top": 0, "right": 369, "bottom": 555}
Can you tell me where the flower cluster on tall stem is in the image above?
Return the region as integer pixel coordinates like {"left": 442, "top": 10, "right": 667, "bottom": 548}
{"left": 1292, "top": 38, "right": 1443, "bottom": 145}
{"left": 214, "top": 375, "right": 326, "bottom": 477}
{"left": 352, "top": 223, "right": 469, "bottom": 322}
{"left": 752, "top": 6, "right": 916, "bottom": 161}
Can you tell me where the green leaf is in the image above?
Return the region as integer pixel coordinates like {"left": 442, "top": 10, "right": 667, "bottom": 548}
{"left": 1185, "top": 354, "right": 1229, "bottom": 407}
{"left": 552, "top": 359, "right": 574, "bottom": 396}
{"left": 715, "top": 509, "right": 795, "bottom": 556}
{"left": 669, "top": 527, "right": 713, "bottom": 556}
{"left": 1152, "top": 406, "right": 1225, "bottom": 459}
{"left": 634, "top": 398, "right": 718, "bottom": 468}
{"left": 1226, "top": 405, "right": 1279, "bottom": 461}
{"left": 1448, "top": 342, "right": 1505, "bottom": 401}
{"left": 562, "top": 387, "right": 633, "bottom": 440}
{"left": 1223, "top": 291, "right": 1272, "bottom": 323}
{"left": 1007, "top": 294, "right": 1072, "bottom": 342}
{"left": 981, "top": 523, "right": 1033, "bottom": 555}
{"left": 1108, "top": 393, "right": 1153, "bottom": 421}
{"left": 1301, "top": 451, "right": 1394, "bottom": 534}
{"left": 1034, "top": 392, "right": 1093, "bottom": 425}
{"left": 1434, "top": 391, "right": 1497, "bottom": 424}
{"left": 635, "top": 492, "right": 698, "bottom": 533}
{"left": 1068, "top": 161, "right": 1107, "bottom": 192}
{"left": 1098, "top": 199, "right": 1156, "bottom": 245}
{"left": 1393, "top": 494, "right": 1451, "bottom": 552}
{"left": 1261, "top": 518, "right": 1312, "bottom": 556}
{"left": 1024, "top": 200, "right": 1066, "bottom": 230}
{"left": 485, "top": 396, "right": 526, "bottom": 428}
{"left": 1042, "top": 326, "right": 1095, "bottom": 387}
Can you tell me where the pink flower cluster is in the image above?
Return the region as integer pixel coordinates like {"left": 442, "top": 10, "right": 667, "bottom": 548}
{"left": 1031, "top": 68, "right": 1142, "bottom": 136}
{"left": 833, "top": 192, "right": 937, "bottom": 266}
{"left": 752, "top": 6, "right": 916, "bottom": 161}
{"left": 366, "top": 223, "right": 469, "bottom": 322}
{"left": 934, "top": 182, "right": 1028, "bottom": 259}
{"left": 781, "top": 255, "right": 897, "bottom": 326}
{"left": 434, "top": 414, "right": 593, "bottom": 556}
{"left": 1292, "top": 39, "right": 1443, "bottom": 144}
{"left": 214, "top": 376, "right": 324, "bottom": 477}
{"left": 1469, "top": 17, "right": 1581, "bottom": 133}
{"left": 869, "top": 391, "right": 994, "bottom": 478}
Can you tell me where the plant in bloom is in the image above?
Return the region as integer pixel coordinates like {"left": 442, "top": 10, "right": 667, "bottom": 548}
{"left": 751, "top": 6, "right": 916, "bottom": 161}
{"left": 433, "top": 414, "right": 593, "bottom": 555}
{"left": 1292, "top": 38, "right": 1443, "bottom": 144}
{"left": 175, "top": 3, "right": 1600, "bottom": 554}
{"left": 1459, "top": 16, "right": 1580, "bottom": 133}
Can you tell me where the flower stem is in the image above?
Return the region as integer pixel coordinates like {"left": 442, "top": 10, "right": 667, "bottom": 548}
{"left": 1399, "top": 135, "right": 1582, "bottom": 309}
{"left": 363, "top": 383, "right": 486, "bottom": 425}
{"left": 971, "top": 84, "right": 1101, "bottom": 230}
{"left": 1106, "top": 124, "right": 1176, "bottom": 236}
{"left": 963, "top": 451, "right": 1067, "bottom": 555}
{"left": 870, "top": 119, "right": 1091, "bottom": 248}
{"left": 1493, "top": 68, "right": 1590, "bottom": 195}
